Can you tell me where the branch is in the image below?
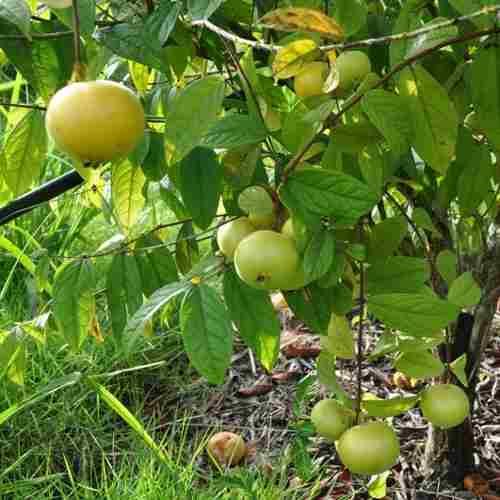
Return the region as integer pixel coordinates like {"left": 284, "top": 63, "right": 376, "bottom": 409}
{"left": 0, "top": 31, "right": 73, "bottom": 41}
{"left": 192, "top": 5, "right": 500, "bottom": 52}
{"left": 355, "top": 224, "right": 366, "bottom": 424}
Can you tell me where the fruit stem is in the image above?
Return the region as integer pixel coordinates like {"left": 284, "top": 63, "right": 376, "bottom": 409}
{"left": 71, "top": 0, "right": 84, "bottom": 80}
{"left": 355, "top": 224, "right": 365, "bottom": 424}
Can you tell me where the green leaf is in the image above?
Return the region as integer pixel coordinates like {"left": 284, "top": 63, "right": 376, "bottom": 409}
{"left": 362, "top": 396, "right": 419, "bottom": 418}
{"left": 455, "top": 126, "right": 493, "bottom": 215}
{"left": 175, "top": 221, "right": 200, "bottom": 274}
{"left": 142, "top": 131, "right": 168, "bottom": 181}
{"left": 450, "top": 353, "right": 468, "bottom": 387}
{"left": 223, "top": 268, "right": 280, "bottom": 371}
{"left": 178, "top": 147, "right": 222, "bottom": 230}
{"left": 52, "top": 0, "right": 96, "bottom": 38}
{"left": 436, "top": 250, "right": 457, "bottom": 285}
{"left": 327, "top": 122, "right": 382, "bottom": 154}
{"left": 203, "top": 114, "right": 268, "bottom": 149}
{"left": 362, "top": 90, "right": 413, "bottom": 156}
{"left": 144, "top": 1, "right": 181, "bottom": 48}
{"left": 395, "top": 350, "right": 445, "bottom": 378}
{"left": 0, "top": 329, "right": 25, "bottom": 386}
{"left": 412, "top": 207, "right": 440, "bottom": 236}
{"left": 367, "top": 216, "right": 408, "bottom": 263}
{"left": 106, "top": 254, "right": 143, "bottom": 339}
{"left": 323, "top": 314, "right": 355, "bottom": 360}
{"left": 279, "top": 168, "right": 379, "bottom": 226}
{"left": 448, "top": 272, "right": 481, "bottom": 308}
{"left": 316, "top": 351, "right": 353, "bottom": 407}
{"left": 111, "top": 160, "right": 146, "bottom": 234}
{"left": 407, "top": 17, "right": 458, "bottom": 57}
{"left": 332, "top": 0, "right": 367, "bottom": 37}
{"left": 330, "top": 282, "right": 353, "bottom": 316}
{"left": 366, "top": 257, "right": 430, "bottom": 295}
{"left": 124, "top": 281, "right": 191, "bottom": 352}
{"left": 389, "top": 0, "right": 421, "bottom": 66}
{"left": 181, "top": 284, "right": 233, "bottom": 384}
{"left": 188, "top": 0, "right": 225, "bottom": 20}
{"left": 303, "top": 229, "right": 335, "bottom": 282}
{"left": 165, "top": 76, "right": 225, "bottom": 163}
{"left": 281, "top": 106, "right": 320, "bottom": 154}
{"left": 368, "top": 472, "right": 391, "bottom": 500}
{"left": 53, "top": 260, "right": 96, "bottom": 352}
{"left": 449, "top": 0, "right": 495, "bottom": 29}
{"left": 368, "top": 293, "right": 460, "bottom": 337}
{"left": 0, "top": 0, "right": 31, "bottom": 40}
{"left": 398, "top": 65, "right": 458, "bottom": 174}
{"left": 2, "top": 110, "right": 46, "bottom": 197}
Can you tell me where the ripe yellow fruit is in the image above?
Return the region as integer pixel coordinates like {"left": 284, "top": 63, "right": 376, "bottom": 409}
{"left": 248, "top": 212, "right": 275, "bottom": 230}
{"left": 234, "top": 230, "right": 303, "bottom": 290}
{"left": 44, "top": 0, "right": 73, "bottom": 7}
{"left": 46, "top": 81, "right": 145, "bottom": 162}
{"left": 311, "top": 399, "right": 354, "bottom": 442}
{"left": 420, "top": 384, "right": 470, "bottom": 429}
{"left": 294, "top": 62, "right": 329, "bottom": 98}
{"left": 207, "top": 432, "right": 247, "bottom": 467}
{"left": 336, "top": 421, "right": 400, "bottom": 475}
{"left": 217, "top": 217, "right": 256, "bottom": 260}
{"left": 336, "top": 51, "right": 372, "bottom": 91}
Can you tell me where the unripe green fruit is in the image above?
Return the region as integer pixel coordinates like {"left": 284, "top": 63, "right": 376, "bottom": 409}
{"left": 234, "top": 230, "right": 302, "bottom": 290}
{"left": 249, "top": 212, "right": 275, "bottom": 230}
{"left": 336, "top": 422, "right": 400, "bottom": 475}
{"left": 46, "top": 81, "right": 145, "bottom": 162}
{"left": 311, "top": 399, "right": 354, "bottom": 442}
{"left": 420, "top": 384, "right": 470, "bottom": 429}
{"left": 45, "top": 0, "right": 72, "bottom": 7}
{"left": 217, "top": 217, "right": 256, "bottom": 260}
{"left": 294, "top": 62, "right": 329, "bottom": 98}
{"left": 336, "top": 51, "right": 372, "bottom": 91}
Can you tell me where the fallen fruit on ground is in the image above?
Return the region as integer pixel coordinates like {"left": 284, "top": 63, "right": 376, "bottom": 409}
{"left": 336, "top": 421, "right": 400, "bottom": 475}
{"left": 46, "top": 81, "right": 145, "bottom": 162}
{"left": 336, "top": 51, "right": 372, "bottom": 91}
{"left": 294, "top": 61, "right": 330, "bottom": 98}
{"left": 311, "top": 399, "right": 354, "bottom": 442}
{"left": 420, "top": 384, "right": 470, "bottom": 429}
{"left": 234, "top": 230, "right": 302, "bottom": 290}
{"left": 217, "top": 217, "right": 256, "bottom": 260}
{"left": 207, "top": 432, "right": 247, "bottom": 467}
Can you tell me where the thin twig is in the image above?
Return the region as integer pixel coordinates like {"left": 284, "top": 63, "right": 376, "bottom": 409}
{"left": 72, "top": 0, "right": 82, "bottom": 71}
{"left": 0, "top": 31, "right": 73, "bottom": 41}
{"left": 355, "top": 224, "right": 365, "bottom": 424}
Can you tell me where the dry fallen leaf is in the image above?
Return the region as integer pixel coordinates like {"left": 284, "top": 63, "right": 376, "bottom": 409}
{"left": 237, "top": 377, "right": 273, "bottom": 397}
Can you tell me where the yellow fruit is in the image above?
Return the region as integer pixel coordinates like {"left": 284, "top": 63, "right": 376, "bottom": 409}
{"left": 46, "top": 81, "right": 145, "bottom": 162}
{"left": 336, "top": 421, "right": 400, "bottom": 475}
{"left": 294, "top": 62, "right": 329, "bottom": 98}
{"left": 207, "top": 432, "right": 247, "bottom": 467}
{"left": 281, "top": 219, "right": 295, "bottom": 240}
{"left": 217, "top": 217, "right": 256, "bottom": 260}
{"left": 336, "top": 51, "right": 372, "bottom": 91}
{"left": 248, "top": 212, "right": 275, "bottom": 230}
{"left": 311, "top": 399, "right": 354, "bottom": 442}
{"left": 234, "top": 230, "right": 302, "bottom": 290}
{"left": 420, "top": 384, "right": 470, "bottom": 429}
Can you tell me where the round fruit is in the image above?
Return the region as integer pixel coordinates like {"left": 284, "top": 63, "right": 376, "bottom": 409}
{"left": 336, "top": 51, "right": 372, "bottom": 91}
{"left": 294, "top": 62, "right": 329, "bottom": 98}
{"left": 311, "top": 399, "right": 354, "bottom": 442}
{"left": 46, "top": 81, "right": 145, "bottom": 162}
{"left": 234, "top": 230, "right": 302, "bottom": 290}
{"left": 281, "top": 219, "right": 295, "bottom": 240}
{"left": 336, "top": 421, "right": 400, "bottom": 475}
{"left": 249, "top": 211, "right": 275, "bottom": 230}
{"left": 217, "top": 217, "right": 256, "bottom": 260}
{"left": 207, "top": 432, "right": 247, "bottom": 467}
{"left": 420, "top": 384, "right": 470, "bottom": 429}
{"left": 45, "top": 0, "right": 73, "bottom": 7}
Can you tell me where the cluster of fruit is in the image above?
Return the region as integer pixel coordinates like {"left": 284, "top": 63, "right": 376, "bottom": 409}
{"left": 217, "top": 216, "right": 307, "bottom": 291}
{"left": 311, "top": 384, "right": 470, "bottom": 475}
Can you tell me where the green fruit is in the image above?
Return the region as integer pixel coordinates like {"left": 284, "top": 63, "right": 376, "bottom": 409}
{"left": 249, "top": 212, "right": 275, "bottom": 230}
{"left": 420, "top": 384, "right": 470, "bottom": 429}
{"left": 281, "top": 219, "right": 295, "bottom": 240}
{"left": 311, "top": 399, "right": 354, "bottom": 442}
{"left": 294, "top": 62, "right": 329, "bottom": 98}
{"left": 336, "top": 422, "right": 400, "bottom": 475}
{"left": 234, "top": 230, "right": 302, "bottom": 290}
{"left": 217, "top": 218, "right": 256, "bottom": 260}
{"left": 336, "top": 51, "right": 372, "bottom": 91}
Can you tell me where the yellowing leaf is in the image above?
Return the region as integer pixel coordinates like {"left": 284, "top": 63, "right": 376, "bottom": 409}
{"left": 323, "top": 314, "right": 355, "bottom": 359}
{"left": 260, "top": 8, "right": 344, "bottom": 41}
{"left": 272, "top": 39, "right": 318, "bottom": 80}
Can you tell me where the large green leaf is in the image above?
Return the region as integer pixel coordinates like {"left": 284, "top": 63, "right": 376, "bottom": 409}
{"left": 202, "top": 114, "right": 268, "bottom": 149}
{"left": 2, "top": 110, "right": 46, "bottom": 197}
{"left": 106, "top": 254, "right": 143, "bottom": 339}
{"left": 144, "top": 1, "right": 181, "bottom": 48}
{"left": 407, "top": 17, "right": 458, "bottom": 57}
{"left": 0, "top": 329, "right": 25, "bottom": 386}
{"left": 361, "top": 396, "right": 419, "bottom": 417}
{"left": 188, "top": 0, "right": 225, "bottom": 20}
{"left": 0, "top": 0, "right": 31, "bottom": 40}
{"left": 175, "top": 221, "right": 200, "bottom": 275}
{"left": 436, "top": 249, "right": 457, "bottom": 285}
{"left": 165, "top": 76, "right": 225, "bottom": 163}
{"left": 470, "top": 45, "right": 500, "bottom": 150}
{"left": 223, "top": 268, "right": 280, "bottom": 372}
{"left": 53, "top": 260, "right": 96, "bottom": 352}
{"left": 362, "top": 90, "right": 413, "bottom": 156}
{"left": 111, "top": 160, "right": 146, "bottom": 233}
{"left": 323, "top": 314, "right": 355, "bottom": 360}
{"left": 181, "top": 284, "right": 233, "bottom": 385}
{"left": 327, "top": 122, "right": 382, "bottom": 154}
{"left": 448, "top": 272, "right": 481, "bottom": 308}
{"left": 366, "top": 216, "right": 408, "bottom": 263}
{"left": 395, "top": 350, "right": 445, "bottom": 378}
{"left": 52, "top": 0, "right": 96, "bottom": 38}
{"left": 398, "top": 65, "right": 458, "bottom": 174}
{"left": 302, "top": 229, "right": 335, "bottom": 283}
{"left": 449, "top": 0, "right": 495, "bottom": 29}
{"left": 178, "top": 147, "right": 222, "bottom": 230}
{"left": 368, "top": 293, "right": 460, "bottom": 337}
{"left": 366, "top": 257, "right": 430, "bottom": 295}
{"left": 316, "top": 351, "right": 353, "bottom": 407}
{"left": 389, "top": 0, "right": 422, "bottom": 66}
{"left": 332, "top": 0, "right": 367, "bottom": 37}
{"left": 279, "top": 167, "right": 379, "bottom": 226}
